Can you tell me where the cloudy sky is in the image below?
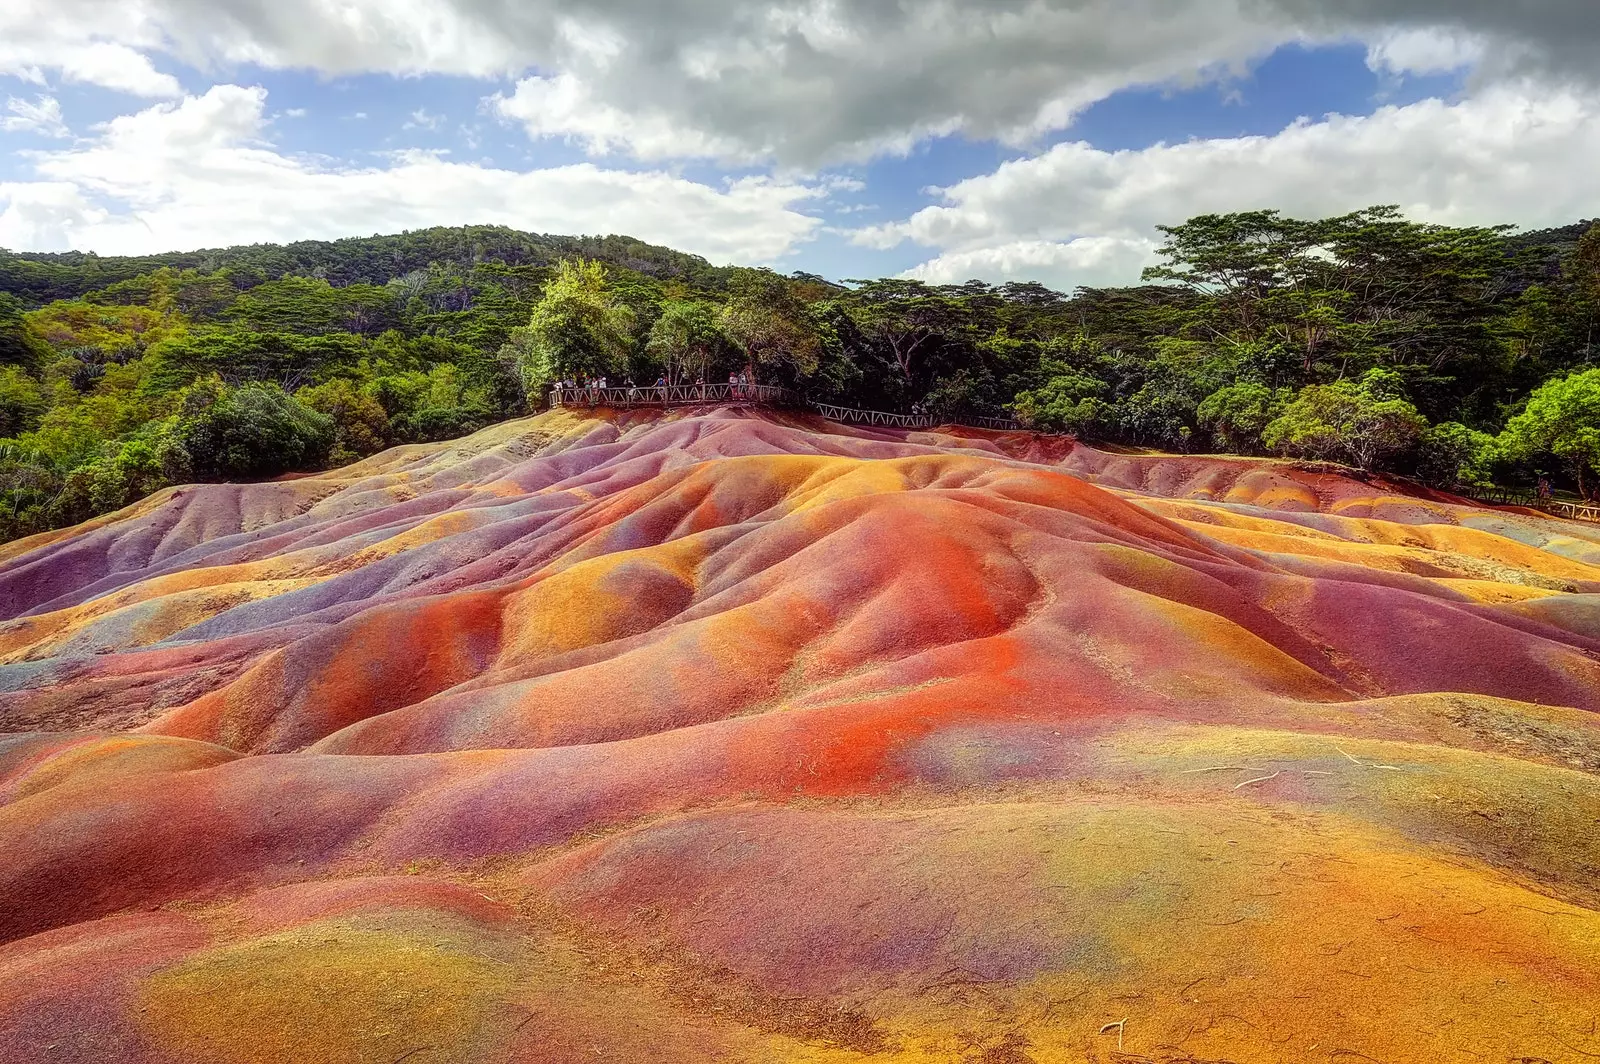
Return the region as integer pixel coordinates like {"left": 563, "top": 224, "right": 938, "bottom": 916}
{"left": 1, "top": 0, "right": 1596, "bottom": 289}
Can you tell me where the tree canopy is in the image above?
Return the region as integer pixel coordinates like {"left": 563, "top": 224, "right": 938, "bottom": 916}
{"left": 3, "top": 211, "right": 1600, "bottom": 541}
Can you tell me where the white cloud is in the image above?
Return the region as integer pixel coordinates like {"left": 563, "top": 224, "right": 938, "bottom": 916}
{"left": 0, "top": 3, "right": 181, "bottom": 97}
{"left": 405, "top": 108, "right": 445, "bottom": 131}
{"left": 866, "top": 81, "right": 1600, "bottom": 289}
{"left": 1364, "top": 28, "right": 1486, "bottom": 77}
{"left": 3, "top": 1, "right": 1598, "bottom": 163}
{"left": 0, "top": 85, "right": 828, "bottom": 263}
{"left": 1, "top": 95, "right": 70, "bottom": 138}
{"left": 901, "top": 238, "right": 1161, "bottom": 290}
{"left": 491, "top": 73, "right": 758, "bottom": 162}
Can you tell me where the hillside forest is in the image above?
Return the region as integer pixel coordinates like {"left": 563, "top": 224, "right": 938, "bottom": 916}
{"left": 2, "top": 207, "right": 1598, "bottom": 543}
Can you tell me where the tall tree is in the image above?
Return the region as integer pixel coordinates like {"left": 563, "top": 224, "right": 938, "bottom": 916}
{"left": 1500, "top": 368, "right": 1600, "bottom": 499}
{"left": 720, "top": 269, "right": 821, "bottom": 381}
{"left": 645, "top": 300, "right": 733, "bottom": 384}
{"left": 503, "top": 259, "right": 636, "bottom": 392}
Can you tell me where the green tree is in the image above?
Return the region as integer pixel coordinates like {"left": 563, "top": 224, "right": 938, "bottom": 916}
{"left": 721, "top": 269, "right": 822, "bottom": 381}
{"left": 1568, "top": 223, "right": 1600, "bottom": 361}
{"left": 177, "top": 379, "right": 335, "bottom": 480}
{"left": 1417, "top": 422, "right": 1498, "bottom": 489}
{"left": 0, "top": 293, "right": 50, "bottom": 370}
{"left": 1198, "top": 381, "right": 1289, "bottom": 454}
{"left": 0, "top": 366, "right": 46, "bottom": 436}
{"left": 645, "top": 300, "right": 734, "bottom": 384}
{"left": 1263, "top": 369, "right": 1428, "bottom": 470}
{"left": 503, "top": 258, "right": 635, "bottom": 393}
{"left": 838, "top": 279, "right": 970, "bottom": 390}
{"left": 1012, "top": 365, "right": 1115, "bottom": 436}
{"left": 297, "top": 378, "right": 391, "bottom": 463}
{"left": 1500, "top": 368, "right": 1600, "bottom": 499}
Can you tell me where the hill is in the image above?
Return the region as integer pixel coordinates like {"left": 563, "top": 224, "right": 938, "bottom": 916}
{"left": 1, "top": 406, "right": 1598, "bottom": 1062}
{"left": 0, "top": 226, "right": 734, "bottom": 307}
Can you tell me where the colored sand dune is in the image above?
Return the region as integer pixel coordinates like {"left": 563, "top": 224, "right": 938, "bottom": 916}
{"left": 2, "top": 406, "right": 1599, "bottom": 1063}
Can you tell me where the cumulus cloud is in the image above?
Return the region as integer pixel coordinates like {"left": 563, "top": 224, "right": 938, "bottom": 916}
{"left": 0, "top": 85, "right": 828, "bottom": 263}
{"left": 3, "top": 1, "right": 1599, "bottom": 165}
{"left": 0, "top": 2, "right": 181, "bottom": 96}
{"left": 865, "top": 82, "right": 1600, "bottom": 289}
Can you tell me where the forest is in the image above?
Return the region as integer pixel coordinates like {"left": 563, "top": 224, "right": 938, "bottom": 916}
{"left": 2, "top": 207, "right": 1598, "bottom": 543}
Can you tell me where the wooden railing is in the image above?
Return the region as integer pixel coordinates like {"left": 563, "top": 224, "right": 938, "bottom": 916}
{"left": 549, "top": 383, "right": 797, "bottom": 409}
{"left": 808, "top": 402, "right": 937, "bottom": 430}
{"left": 1547, "top": 500, "right": 1600, "bottom": 523}
{"left": 1455, "top": 485, "right": 1600, "bottom": 525}
{"left": 551, "top": 387, "right": 1029, "bottom": 434}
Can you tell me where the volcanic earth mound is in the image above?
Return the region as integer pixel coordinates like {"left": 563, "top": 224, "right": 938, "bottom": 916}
{"left": 2, "top": 406, "right": 1599, "bottom": 1064}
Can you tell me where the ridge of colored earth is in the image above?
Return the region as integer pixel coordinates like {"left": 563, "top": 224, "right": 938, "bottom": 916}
{"left": 1, "top": 406, "right": 1598, "bottom": 1063}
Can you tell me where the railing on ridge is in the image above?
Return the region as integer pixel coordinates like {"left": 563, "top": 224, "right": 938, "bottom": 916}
{"left": 1453, "top": 485, "right": 1600, "bottom": 525}
{"left": 548, "top": 384, "right": 1027, "bottom": 434}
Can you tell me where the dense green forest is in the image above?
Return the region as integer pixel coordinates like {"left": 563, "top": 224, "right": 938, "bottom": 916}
{"left": 2, "top": 209, "right": 1598, "bottom": 543}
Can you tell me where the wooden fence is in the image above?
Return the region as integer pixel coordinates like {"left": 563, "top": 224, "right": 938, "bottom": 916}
{"left": 1455, "top": 485, "right": 1600, "bottom": 525}
{"left": 551, "top": 387, "right": 1027, "bottom": 434}
{"left": 549, "top": 383, "right": 796, "bottom": 409}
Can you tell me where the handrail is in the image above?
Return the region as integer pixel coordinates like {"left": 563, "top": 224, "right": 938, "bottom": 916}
{"left": 1454, "top": 485, "right": 1600, "bottom": 525}
{"left": 549, "top": 383, "right": 796, "bottom": 409}
{"left": 550, "top": 385, "right": 1029, "bottom": 435}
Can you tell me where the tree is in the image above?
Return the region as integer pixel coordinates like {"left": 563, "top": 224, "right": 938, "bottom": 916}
{"left": 1417, "top": 422, "right": 1498, "bottom": 489}
{"left": 1263, "top": 369, "right": 1427, "bottom": 470}
{"left": 1500, "top": 368, "right": 1600, "bottom": 499}
{"left": 1198, "top": 381, "right": 1288, "bottom": 454}
{"left": 720, "top": 269, "right": 822, "bottom": 382}
{"left": 645, "top": 301, "right": 734, "bottom": 384}
{"left": 0, "top": 366, "right": 46, "bottom": 437}
{"left": 1012, "top": 365, "right": 1115, "bottom": 436}
{"left": 503, "top": 259, "right": 636, "bottom": 393}
{"left": 177, "top": 379, "right": 335, "bottom": 480}
{"left": 297, "top": 378, "right": 391, "bottom": 463}
{"left": 1569, "top": 222, "right": 1600, "bottom": 361}
{"left": 838, "top": 279, "right": 969, "bottom": 389}
{"left": 0, "top": 293, "right": 49, "bottom": 371}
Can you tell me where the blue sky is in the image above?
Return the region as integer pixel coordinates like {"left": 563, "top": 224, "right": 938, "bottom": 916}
{"left": 1, "top": 1, "right": 1595, "bottom": 289}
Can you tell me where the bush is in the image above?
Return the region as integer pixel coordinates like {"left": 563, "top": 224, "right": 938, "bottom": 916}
{"left": 177, "top": 379, "right": 335, "bottom": 480}
{"left": 1263, "top": 370, "right": 1427, "bottom": 470}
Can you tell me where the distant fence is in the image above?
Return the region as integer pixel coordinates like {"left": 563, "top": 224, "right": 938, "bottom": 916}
{"left": 1455, "top": 485, "right": 1600, "bottom": 525}
{"left": 550, "top": 386, "right": 1028, "bottom": 435}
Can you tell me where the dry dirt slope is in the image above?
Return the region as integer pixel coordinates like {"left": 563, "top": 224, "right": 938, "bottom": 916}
{"left": 1, "top": 406, "right": 1599, "bottom": 1063}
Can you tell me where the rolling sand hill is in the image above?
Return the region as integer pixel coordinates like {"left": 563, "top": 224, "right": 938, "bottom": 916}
{"left": 2, "top": 406, "right": 1599, "bottom": 1063}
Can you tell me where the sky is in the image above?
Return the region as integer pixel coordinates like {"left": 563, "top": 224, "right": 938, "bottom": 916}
{"left": 1, "top": 0, "right": 1597, "bottom": 290}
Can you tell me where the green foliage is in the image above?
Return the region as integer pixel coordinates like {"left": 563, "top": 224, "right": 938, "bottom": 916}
{"left": 1500, "top": 368, "right": 1600, "bottom": 498}
{"left": 296, "top": 378, "right": 391, "bottom": 463}
{"left": 1417, "top": 422, "right": 1499, "bottom": 489}
{"left": 1262, "top": 370, "right": 1428, "bottom": 470}
{"left": 0, "top": 367, "right": 46, "bottom": 436}
{"left": 504, "top": 259, "right": 636, "bottom": 391}
{"left": 1013, "top": 363, "right": 1115, "bottom": 435}
{"left": 1198, "top": 382, "right": 1289, "bottom": 454}
{"left": 176, "top": 379, "right": 335, "bottom": 481}
{"left": 645, "top": 300, "right": 735, "bottom": 384}
{"left": 4, "top": 211, "right": 1600, "bottom": 543}
{"left": 0, "top": 293, "right": 50, "bottom": 370}
{"left": 721, "top": 269, "right": 823, "bottom": 382}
